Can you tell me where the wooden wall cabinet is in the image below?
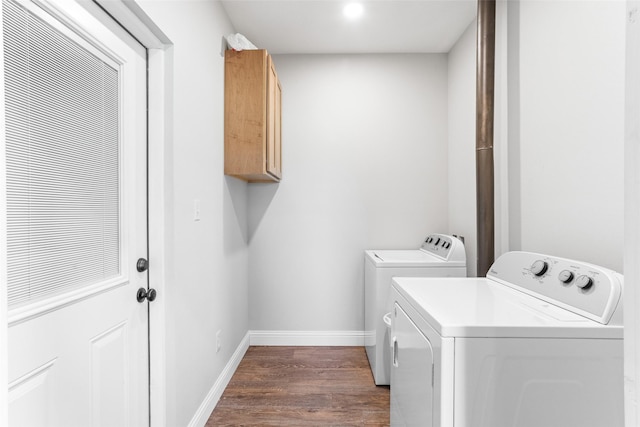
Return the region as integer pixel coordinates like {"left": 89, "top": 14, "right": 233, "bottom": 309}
{"left": 224, "top": 49, "right": 282, "bottom": 182}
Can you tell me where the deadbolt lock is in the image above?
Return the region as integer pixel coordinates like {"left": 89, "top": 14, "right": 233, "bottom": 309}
{"left": 136, "top": 258, "right": 149, "bottom": 272}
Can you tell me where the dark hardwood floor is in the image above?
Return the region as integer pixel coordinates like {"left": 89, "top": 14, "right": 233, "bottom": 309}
{"left": 206, "top": 346, "right": 390, "bottom": 426}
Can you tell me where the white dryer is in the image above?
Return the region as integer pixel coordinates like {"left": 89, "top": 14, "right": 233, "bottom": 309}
{"left": 364, "top": 234, "right": 466, "bottom": 385}
{"left": 390, "top": 251, "right": 624, "bottom": 427}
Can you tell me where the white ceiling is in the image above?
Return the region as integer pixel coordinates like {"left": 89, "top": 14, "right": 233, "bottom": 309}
{"left": 220, "top": 0, "right": 477, "bottom": 55}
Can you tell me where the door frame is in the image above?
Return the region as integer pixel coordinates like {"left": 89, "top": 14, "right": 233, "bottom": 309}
{"left": 0, "top": 1, "right": 172, "bottom": 425}
{"left": 89, "top": 2, "right": 173, "bottom": 425}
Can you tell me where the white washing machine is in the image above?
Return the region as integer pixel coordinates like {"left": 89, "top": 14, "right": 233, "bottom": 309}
{"left": 390, "top": 251, "right": 624, "bottom": 427}
{"left": 364, "top": 234, "right": 466, "bottom": 385}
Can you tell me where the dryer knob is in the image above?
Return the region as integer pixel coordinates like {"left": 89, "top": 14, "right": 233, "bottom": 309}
{"left": 575, "top": 275, "right": 594, "bottom": 290}
{"left": 531, "top": 260, "right": 549, "bottom": 276}
{"left": 558, "top": 270, "right": 574, "bottom": 284}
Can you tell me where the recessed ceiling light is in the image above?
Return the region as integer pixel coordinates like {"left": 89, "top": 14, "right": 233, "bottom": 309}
{"left": 343, "top": 2, "right": 364, "bottom": 20}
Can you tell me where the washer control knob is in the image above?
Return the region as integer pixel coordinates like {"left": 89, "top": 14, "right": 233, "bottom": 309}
{"left": 558, "top": 270, "right": 574, "bottom": 284}
{"left": 530, "top": 260, "right": 549, "bottom": 276}
{"left": 575, "top": 275, "right": 594, "bottom": 290}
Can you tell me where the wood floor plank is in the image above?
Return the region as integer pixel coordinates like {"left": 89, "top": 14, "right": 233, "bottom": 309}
{"left": 206, "top": 346, "right": 390, "bottom": 426}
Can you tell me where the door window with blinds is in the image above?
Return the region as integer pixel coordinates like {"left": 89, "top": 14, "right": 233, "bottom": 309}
{"left": 4, "top": 0, "right": 122, "bottom": 308}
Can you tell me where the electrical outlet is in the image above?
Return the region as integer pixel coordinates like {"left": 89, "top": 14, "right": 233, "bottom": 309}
{"left": 216, "top": 330, "right": 222, "bottom": 353}
{"left": 194, "top": 199, "right": 201, "bottom": 221}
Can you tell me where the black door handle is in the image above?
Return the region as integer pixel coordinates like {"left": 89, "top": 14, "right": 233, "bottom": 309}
{"left": 137, "top": 287, "right": 157, "bottom": 303}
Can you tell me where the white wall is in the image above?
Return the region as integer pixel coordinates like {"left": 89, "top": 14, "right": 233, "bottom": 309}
{"left": 625, "top": 1, "right": 640, "bottom": 423}
{"left": 447, "top": 0, "right": 626, "bottom": 275}
{"left": 136, "top": 2, "right": 249, "bottom": 426}
{"left": 507, "top": 0, "right": 625, "bottom": 271}
{"left": 447, "top": 20, "right": 477, "bottom": 277}
{"left": 248, "top": 54, "right": 449, "bottom": 332}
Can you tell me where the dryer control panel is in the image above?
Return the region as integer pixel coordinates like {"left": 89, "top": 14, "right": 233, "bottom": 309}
{"left": 420, "top": 234, "right": 466, "bottom": 263}
{"left": 487, "top": 251, "right": 623, "bottom": 325}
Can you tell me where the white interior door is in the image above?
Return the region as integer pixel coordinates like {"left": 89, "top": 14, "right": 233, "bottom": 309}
{"left": 3, "top": 0, "right": 149, "bottom": 425}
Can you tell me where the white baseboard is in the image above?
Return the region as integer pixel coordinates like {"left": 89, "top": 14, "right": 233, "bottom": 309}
{"left": 249, "top": 330, "right": 365, "bottom": 346}
{"left": 188, "top": 331, "right": 250, "bottom": 427}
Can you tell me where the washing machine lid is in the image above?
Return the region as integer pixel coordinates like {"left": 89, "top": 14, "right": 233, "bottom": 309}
{"left": 392, "top": 277, "right": 622, "bottom": 339}
{"left": 365, "top": 234, "right": 467, "bottom": 268}
{"left": 365, "top": 249, "right": 464, "bottom": 268}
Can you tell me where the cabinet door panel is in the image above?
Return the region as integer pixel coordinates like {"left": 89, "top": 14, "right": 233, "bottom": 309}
{"left": 266, "top": 57, "right": 281, "bottom": 179}
{"left": 274, "top": 77, "right": 282, "bottom": 178}
{"left": 224, "top": 49, "right": 281, "bottom": 182}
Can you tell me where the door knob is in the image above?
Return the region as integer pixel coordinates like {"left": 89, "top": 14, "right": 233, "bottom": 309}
{"left": 137, "top": 287, "right": 157, "bottom": 303}
{"left": 136, "top": 258, "right": 149, "bottom": 272}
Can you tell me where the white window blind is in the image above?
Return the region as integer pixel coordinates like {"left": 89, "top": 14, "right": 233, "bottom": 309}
{"left": 4, "top": 0, "right": 121, "bottom": 307}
